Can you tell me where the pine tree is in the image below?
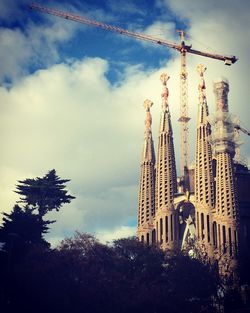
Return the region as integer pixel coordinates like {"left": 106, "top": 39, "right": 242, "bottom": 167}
{"left": 15, "top": 169, "right": 75, "bottom": 217}
{"left": 0, "top": 205, "right": 51, "bottom": 259}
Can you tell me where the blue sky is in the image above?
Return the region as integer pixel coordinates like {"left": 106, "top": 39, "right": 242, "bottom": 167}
{"left": 0, "top": 0, "right": 183, "bottom": 84}
{"left": 1, "top": 0, "right": 250, "bottom": 245}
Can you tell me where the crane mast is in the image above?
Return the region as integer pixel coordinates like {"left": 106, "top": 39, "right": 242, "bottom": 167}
{"left": 30, "top": 3, "right": 238, "bottom": 179}
{"left": 177, "top": 31, "right": 190, "bottom": 176}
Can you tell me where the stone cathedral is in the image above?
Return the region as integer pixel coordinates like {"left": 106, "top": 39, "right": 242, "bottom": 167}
{"left": 137, "top": 65, "right": 250, "bottom": 275}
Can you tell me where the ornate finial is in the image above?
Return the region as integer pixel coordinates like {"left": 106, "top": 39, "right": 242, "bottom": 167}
{"left": 160, "top": 73, "right": 170, "bottom": 109}
{"left": 160, "top": 73, "right": 170, "bottom": 85}
{"left": 197, "top": 64, "right": 206, "bottom": 103}
{"left": 143, "top": 99, "right": 153, "bottom": 111}
{"left": 197, "top": 64, "right": 206, "bottom": 77}
{"left": 143, "top": 99, "right": 153, "bottom": 131}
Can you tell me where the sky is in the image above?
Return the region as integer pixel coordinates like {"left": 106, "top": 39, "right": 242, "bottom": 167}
{"left": 0, "top": 0, "right": 250, "bottom": 246}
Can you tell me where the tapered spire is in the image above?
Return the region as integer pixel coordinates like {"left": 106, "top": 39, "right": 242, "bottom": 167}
{"left": 213, "top": 79, "right": 239, "bottom": 270}
{"left": 195, "top": 64, "right": 215, "bottom": 255}
{"left": 156, "top": 73, "right": 177, "bottom": 209}
{"left": 213, "top": 79, "right": 237, "bottom": 218}
{"left": 137, "top": 99, "right": 156, "bottom": 244}
{"left": 155, "top": 73, "right": 178, "bottom": 250}
{"left": 141, "top": 99, "right": 155, "bottom": 163}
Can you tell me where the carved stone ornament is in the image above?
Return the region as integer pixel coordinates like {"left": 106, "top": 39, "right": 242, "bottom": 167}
{"left": 143, "top": 99, "right": 153, "bottom": 111}
{"left": 160, "top": 73, "right": 170, "bottom": 85}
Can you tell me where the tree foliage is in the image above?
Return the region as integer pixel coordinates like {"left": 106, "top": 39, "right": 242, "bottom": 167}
{"left": 0, "top": 170, "right": 75, "bottom": 263}
{"left": 1, "top": 230, "right": 249, "bottom": 313}
{"left": 15, "top": 169, "right": 75, "bottom": 216}
{"left": 0, "top": 205, "right": 50, "bottom": 258}
{"left": 1, "top": 233, "right": 221, "bottom": 313}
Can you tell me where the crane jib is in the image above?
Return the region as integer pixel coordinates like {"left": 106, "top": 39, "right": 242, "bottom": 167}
{"left": 29, "top": 3, "right": 238, "bottom": 65}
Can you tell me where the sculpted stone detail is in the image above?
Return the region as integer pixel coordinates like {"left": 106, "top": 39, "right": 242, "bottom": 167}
{"left": 143, "top": 99, "right": 153, "bottom": 131}
{"left": 197, "top": 64, "right": 207, "bottom": 104}
{"left": 160, "top": 73, "right": 169, "bottom": 108}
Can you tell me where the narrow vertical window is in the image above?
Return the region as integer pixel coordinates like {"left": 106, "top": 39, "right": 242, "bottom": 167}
{"left": 156, "top": 221, "right": 158, "bottom": 243}
{"left": 213, "top": 222, "right": 217, "bottom": 248}
{"left": 222, "top": 225, "right": 226, "bottom": 253}
{"left": 165, "top": 216, "right": 168, "bottom": 242}
{"left": 160, "top": 218, "right": 163, "bottom": 244}
{"left": 170, "top": 214, "right": 173, "bottom": 241}
{"left": 228, "top": 228, "right": 232, "bottom": 256}
{"left": 152, "top": 229, "right": 156, "bottom": 244}
{"left": 201, "top": 213, "right": 204, "bottom": 240}
{"left": 197, "top": 212, "right": 200, "bottom": 239}
{"left": 207, "top": 215, "right": 210, "bottom": 242}
{"left": 234, "top": 230, "right": 238, "bottom": 257}
{"left": 218, "top": 224, "right": 221, "bottom": 252}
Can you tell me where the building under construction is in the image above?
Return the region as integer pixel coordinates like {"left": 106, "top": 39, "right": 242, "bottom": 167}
{"left": 29, "top": 2, "right": 250, "bottom": 281}
{"left": 137, "top": 66, "right": 250, "bottom": 279}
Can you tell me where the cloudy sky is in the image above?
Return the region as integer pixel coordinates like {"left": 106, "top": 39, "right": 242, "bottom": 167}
{"left": 0, "top": 0, "right": 249, "bottom": 245}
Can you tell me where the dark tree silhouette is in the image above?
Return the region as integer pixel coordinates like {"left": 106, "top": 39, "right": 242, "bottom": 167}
{"left": 0, "top": 205, "right": 50, "bottom": 258}
{"left": 0, "top": 169, "right": 75, "bottom": 256}
{"left": 15, "top": 169, "right": 75, "bottom": 217}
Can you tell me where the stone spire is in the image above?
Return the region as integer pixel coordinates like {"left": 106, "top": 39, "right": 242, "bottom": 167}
{"left": 155, "top": 73, "right": 178, "bottom": 250}
{"left": 137, "top": 99, "right": 156, "bottom": 244}
{"left": 195, "top": 64, "right": 215, "bottom": 256}
{"left": 213, "top": 78, "right": 239, "bottom": 264}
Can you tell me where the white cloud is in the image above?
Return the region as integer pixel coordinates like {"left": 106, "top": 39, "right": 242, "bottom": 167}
{"left": 137, "top": 20, "right": 177, "bottom": 42}
{"left": 0, "top": 56, "right": 170, "bottom": 243}
{"left": 96, "top": 225, "right": 136, "bottom": 244}
{"left": 0, "top": 23, "right": 71, "bottom": 82}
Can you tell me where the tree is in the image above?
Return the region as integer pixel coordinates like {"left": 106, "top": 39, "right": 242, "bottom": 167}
{"left": 0, "top": 231, "right": 221, "bottom": 313}
{"left": 15, "top": 169, "right": 75, "bottom": 217}
{"left": 0, "top": 205, "right": 50, "bottom": 256}
{"left": 0, "top": 170, "right": 75, "bottom": 263}
{"left": 112, "top": 238, "right": 218, "bottom": 313}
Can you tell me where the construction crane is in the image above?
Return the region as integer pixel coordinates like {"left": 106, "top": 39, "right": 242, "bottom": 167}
{"left": 234, "top": 124, "right": 250, "bottom": 163}
{"left": 235, "top": 125, "right": 250, "bottom": 137}
{"left": 29, "top": 3, "right": 238, "bottom": 177}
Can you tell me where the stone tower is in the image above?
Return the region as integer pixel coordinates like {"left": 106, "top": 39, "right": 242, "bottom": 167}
{"left": 137, "top": 99, "right": 156, "bottom": 244}
{"left": 154, "top": 73, "right": 178, "bottom": 250}
{"left": 212, "top": 78, "right": 239, "bottom": 266}
{"left": 195, "top": 64, "right": 215, "bottom": 257}
{"left": 136, "top": 69, "right": 250, "bottom": 285}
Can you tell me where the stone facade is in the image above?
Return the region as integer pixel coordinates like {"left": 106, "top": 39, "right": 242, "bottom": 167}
{"left": 137, "top": 69, "right": 250, "bottom": 277}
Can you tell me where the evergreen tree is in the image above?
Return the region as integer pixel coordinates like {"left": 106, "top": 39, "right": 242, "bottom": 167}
{"left": 0, "top": 170, "right": 75, "bottom": 263}
{"left": 0, "top": 205, "right": 50, "bottom": 259}
{"left": 15, "top": 169, "right": 75, "bottom": 217}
